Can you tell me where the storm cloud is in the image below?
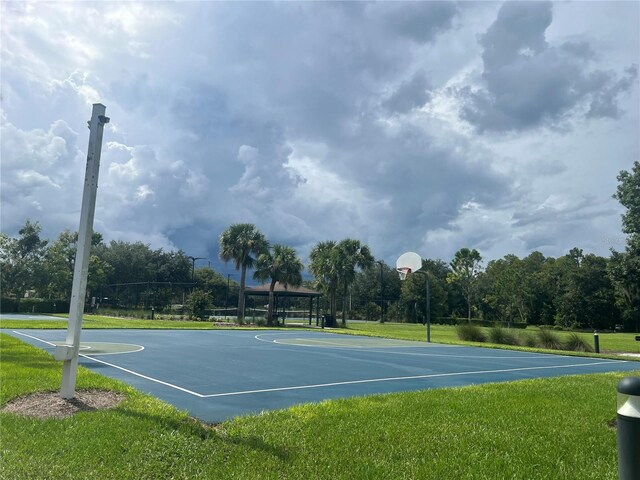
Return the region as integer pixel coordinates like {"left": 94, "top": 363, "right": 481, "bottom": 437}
{"left": 459, "top": 1, "right": 638, "bottom": 132}
{"left": 1, "top": 1, "right": 638, "bottom": 271}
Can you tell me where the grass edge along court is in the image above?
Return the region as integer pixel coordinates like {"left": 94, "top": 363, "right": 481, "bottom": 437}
{"left": 2, "top": 333, "right": 639, "bottom": 479}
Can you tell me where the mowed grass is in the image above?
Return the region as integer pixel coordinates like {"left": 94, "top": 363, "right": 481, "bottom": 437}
{"left": 0, "top": 314, "right": 235, "bottom": 330}
{"left": 346, "top": 322, "right": 640, "bottom": 355}
{"left": 1, "top": 332, "right": 638, "bottom": 479}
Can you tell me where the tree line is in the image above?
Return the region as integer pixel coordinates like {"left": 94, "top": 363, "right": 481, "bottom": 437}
{"left": 1, "top": 162, "right": 638, "bottom": 331}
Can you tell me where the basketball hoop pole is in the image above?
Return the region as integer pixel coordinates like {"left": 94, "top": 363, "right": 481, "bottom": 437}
{"left": 414, "top": 271, "right": 431, "bottom": 343}
{"left": 396, "top": 252, "right": 430, "bottom": 343}
{"left": 376, "top": 261, "right": 384, "bottom": 323}
{"left": 60, "top": 104, "right": 109, "bottom": 399}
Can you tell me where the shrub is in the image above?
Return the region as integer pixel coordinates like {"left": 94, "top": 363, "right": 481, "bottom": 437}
{"left": 521, "top": 334, "right": 538, "bottom": 348}
{"left": 536, "top": 328, "right": 564, "bottom": 350}
{"left": 488, "top": 326, "right": 521, "bottom": 346}
{"left": 563, "top": 333, "right": 594, "bottom": 352}
{"left": 456, "top": 324, "right": 487, "bottom": 342}
{"left": 1, "top": 298, "right": 70, "bottom": 313}
{"left": 185, "top": 289, "right": 212, "bottom": 320}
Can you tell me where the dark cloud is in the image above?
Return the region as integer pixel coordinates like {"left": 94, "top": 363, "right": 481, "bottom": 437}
{"left": 366, "top": 1, "right": 459, "bottom": 44}
{"left": 382, "top": 72, "right": 432, "bottom": 114}
{"left": 458, "top": 1, "right": 638, "bottom": 132}
{"left": 587, "top": 65, "right": 638, "bottom": 118}
{"left": 1, "top": 1, "right": 637, "bottom": 267}
{"left": 511, "top": 195, "right": 617, "bottom": 228}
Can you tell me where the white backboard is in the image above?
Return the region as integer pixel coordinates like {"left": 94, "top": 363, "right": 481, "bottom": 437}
{"left": 396, "top": 252, "right": 422, "bottom": 273}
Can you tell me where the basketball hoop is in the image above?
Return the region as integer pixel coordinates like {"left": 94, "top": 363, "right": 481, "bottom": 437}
{"left": 396, "top": 252, "right": 422, "bottom": 281}
{"left": 397, "top": 267, "right": 411, "bottom": 281}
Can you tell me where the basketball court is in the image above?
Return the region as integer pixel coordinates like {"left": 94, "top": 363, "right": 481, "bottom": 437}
{"left": 5, "top": 328, "right": 639, "bottom": 423}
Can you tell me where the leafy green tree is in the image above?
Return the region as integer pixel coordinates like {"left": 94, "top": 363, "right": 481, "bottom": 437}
{"left": 351, "top": 262, "right": 401, "bottom": 321}
{"left": 553, "top": 253, "right": 620, "bottom": 329}
{"left": 41, "top": 230, "right": 75, "bottom": 299}
{"left": 615, "top": 161, "right": 640, "bottom": 236}
{"left": 101, "top": 240, "right": 155, "bottom": 284}
{"left": 99, "top": 240, "right": 156, "bottom": 307}
{"left": 0, "top": 220, "right": 48, "bottom": 306}
{"left": 401, "top": 260, "right": 448, "bottom": 323}
{"left": 481, "top": 255, "right": 528, "bottom": 325}
{"left": 185, "top": 288, "right": 212, "bottom": 320}
{"left": 42, "top": 230, "right": 110, "bottom": 301}
{"left": 447, "top": 248, "right": 483, "bottom": 320}
{"left": 609, "top": 242, "right": 640, "bottom": 331}
{"left": 254, "top": 244, "right": 304, "bottom": 326}
{"left": 521, "top": 252, "right": 554, "bottom": 325}
{"left": 194, "top": 267, "right": 234, "bottom": 307}
{"left": 218, "top": 223, "right": 268, "bottom": 324}
{"left": 423, "top": 259, "right": 456, "bottom": 319}
{"left": 608, "top": 161, "right": 640, "bottom": 331}
{"left": 150, "top": 250, "right": 191, "bottom": 308}
{"left": 363, "top": 302, "right": 381, "bottom": 321}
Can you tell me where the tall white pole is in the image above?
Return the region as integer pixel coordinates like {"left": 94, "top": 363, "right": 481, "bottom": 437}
{"left": 59, "top": 104, "right": 109, "bottom": 399}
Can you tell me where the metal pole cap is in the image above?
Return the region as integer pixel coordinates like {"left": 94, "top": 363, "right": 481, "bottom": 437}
{"left": 618, "top": 377, "right": 640, "bottom": 396}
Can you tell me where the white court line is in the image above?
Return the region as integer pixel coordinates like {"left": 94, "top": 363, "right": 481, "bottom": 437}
{"left": 274, "top": 337, "right": 410, "bottom": 348}
{"left": 255, "top": 333, "right": 602, "bottom": 360}
{"left": 337, "top": 348, "right": 623, "bottom": 361}
{"left": 12, "top": 330, "right": 56, "bottom": 346}
{"left": 84, "top": 355, "right": 204, "bottom": 397}
{"left": 200, "top": 360, "right": 629, "bottom": 398}
{"left": 65, "top": 341, "right": 145, "bottom": 356}
{"left": 12, "top": 330, "right": 202, "bottom": 397}
{"left": 254, "top": 333, "right": 460, "bottom": 349}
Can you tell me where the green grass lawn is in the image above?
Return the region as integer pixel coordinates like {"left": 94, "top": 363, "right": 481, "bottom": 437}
{"left": 345, "top": 322, "right": 640, "bottom": 355}
{"left": 0, "top": 314, "right": 237, "bottom": 330}
{"left": 1, "top": 333, "right": 636, "bottom": 479}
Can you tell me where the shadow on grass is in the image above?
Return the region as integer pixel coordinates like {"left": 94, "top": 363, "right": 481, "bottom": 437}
{"left": 117, "top": 407, "right": 290, "bottom": 460}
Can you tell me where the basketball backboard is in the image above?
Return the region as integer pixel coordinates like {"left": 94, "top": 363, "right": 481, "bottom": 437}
{"left": 396, "top": 252, "right": 422, "bottom": 279}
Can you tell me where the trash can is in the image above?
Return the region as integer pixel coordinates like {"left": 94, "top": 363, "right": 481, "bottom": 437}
{"left": 323, "top": 314, "right": 335, "bottom": 328}
{"left": 617, "top": 377, "right": 640, "bottom": 480}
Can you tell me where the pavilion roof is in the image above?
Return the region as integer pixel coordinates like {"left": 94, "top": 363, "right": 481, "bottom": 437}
{"left": 245, "top": 282, "right": 322, "bottom": 297}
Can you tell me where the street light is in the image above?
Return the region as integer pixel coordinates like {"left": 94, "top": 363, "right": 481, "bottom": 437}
{"left": 225, "top": 273, "right": 233, "bottom": 317}
{"left": 414, "top": 271, "right": 431, "bottom": 343}
{"left": 186, "top": 256, "right": 206, "bottom": 285}
{"left": 376, "top": 261, "right": 384, "bottom": 323}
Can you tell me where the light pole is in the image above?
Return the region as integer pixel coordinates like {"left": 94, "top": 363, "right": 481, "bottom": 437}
{"left": 186, "top": 256, "right": 206, "bottom": 287}
{"left": 414, "top": 271, "right": 431, "bottom": 342}
{"left": 225, "top": 273, "right": 231, "bottom": 317}
{"left": 376, "top": 261, "right": 384, "bottom": 323}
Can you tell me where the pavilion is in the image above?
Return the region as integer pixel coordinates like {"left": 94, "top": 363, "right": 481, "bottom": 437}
{"left": 245, "top": 282, "right": 324, "bottom": 326}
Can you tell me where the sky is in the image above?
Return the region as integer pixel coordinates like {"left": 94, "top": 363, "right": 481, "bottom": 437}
{"left": 1, "top": 1, "right": 639, "bottom": 276}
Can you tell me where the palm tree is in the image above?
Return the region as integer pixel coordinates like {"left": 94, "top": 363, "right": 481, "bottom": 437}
{"left": 253, "top": 244, "right": 304, "bottom": 326}
{"left": 309, "top": 239, "right": 374, "bottom": 326}
{"left": 309, "top": 241, "right": 340, "bottom": 321}
{"left": 219, "top": 223, "right": 268, "bottom": 324}
{"left": 336, "top": 239, "right": 374, "bottom": 326}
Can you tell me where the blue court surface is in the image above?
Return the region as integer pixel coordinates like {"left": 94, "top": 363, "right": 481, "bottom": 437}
{"left": 5, "top": 329, "right": 640, "bottom": 423}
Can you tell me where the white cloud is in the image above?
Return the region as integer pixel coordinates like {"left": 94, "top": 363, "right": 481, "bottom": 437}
{"left": 15, "top": 170, "right": 61, "bottom": 190}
